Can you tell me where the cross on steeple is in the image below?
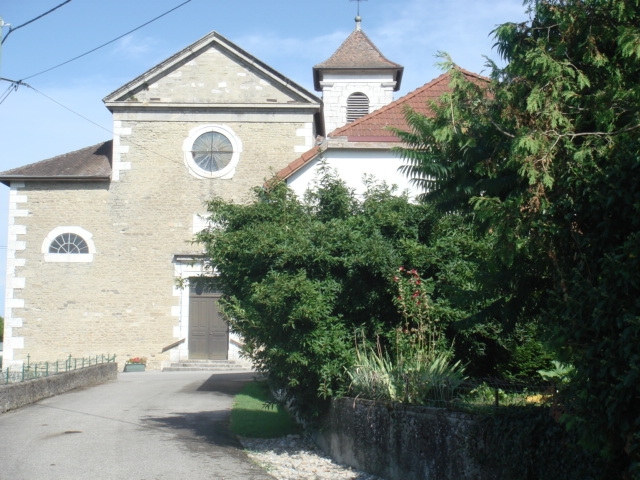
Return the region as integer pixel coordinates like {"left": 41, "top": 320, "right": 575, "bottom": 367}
{"left": 350, "top": 0, "right": 368, "bottom": 17}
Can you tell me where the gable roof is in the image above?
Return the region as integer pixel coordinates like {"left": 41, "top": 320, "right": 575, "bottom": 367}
{"left": 104, "top": 31, "right": 321, "bottom": 109}
{"left": 0, "top": 141, "right": 112, "bottom": 186}
{"left": 313, "top": 27, "right": 403, "bottom": 91}
{"left": 277, "top": 68, "right": 488, "bottom": 181}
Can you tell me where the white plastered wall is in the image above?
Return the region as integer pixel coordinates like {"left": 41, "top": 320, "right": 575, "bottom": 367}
{"left": 287, "top": 148, "right": 421, "bottom": 201}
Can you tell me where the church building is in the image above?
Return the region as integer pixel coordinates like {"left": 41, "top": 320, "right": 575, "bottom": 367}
{"left": 0, "top": 17, "right": 416, "bottom": 370}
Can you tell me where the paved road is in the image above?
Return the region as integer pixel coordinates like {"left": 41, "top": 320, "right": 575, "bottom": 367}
{"left": 0, "top": 370, "right": 275, "bottom": 480}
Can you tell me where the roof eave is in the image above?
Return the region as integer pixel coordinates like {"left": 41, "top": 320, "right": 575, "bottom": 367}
{"left": 105, "top": 102, "right": 321, "bottom": 112}
{"left": 0, "top": 175, "right": 111, "bottom": 187}
{"left": 313, "top": 65, "right": 404, "bottom": 91}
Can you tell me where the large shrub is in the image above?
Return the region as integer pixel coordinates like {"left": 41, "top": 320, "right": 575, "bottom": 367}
{"left": 198, "top": 170, "right": 551, "bottom": 419}
{"left": 197, "top": 173, "right": 433, "bottom": 420}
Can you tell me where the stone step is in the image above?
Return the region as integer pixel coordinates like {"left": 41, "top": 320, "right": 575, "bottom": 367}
{"left": 162, "top": 360, "right": 254, "bottom": 372}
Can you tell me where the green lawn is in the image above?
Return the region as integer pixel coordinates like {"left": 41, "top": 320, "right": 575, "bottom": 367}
{"left": 230, "top": 380, "right": 301, "bottom": 438}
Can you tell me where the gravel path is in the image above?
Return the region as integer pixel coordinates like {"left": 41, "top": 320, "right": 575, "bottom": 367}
{"left": 240, "top": 434, "right": 382, "bottom": 480}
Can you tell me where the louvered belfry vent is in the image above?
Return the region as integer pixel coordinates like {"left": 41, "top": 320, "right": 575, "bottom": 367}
{"left": 347, "top": 92, "right": 370, "bottom": 122}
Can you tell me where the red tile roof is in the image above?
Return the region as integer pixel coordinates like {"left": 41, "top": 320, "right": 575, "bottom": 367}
{"left": 275, "top": 144, "right": 327, "bottom": 181}
{"left": 277, "top": 69, "right": 488, "bottom": 181}
{"left": 330, "top": 68, "right": 487, "bottom": 140}
{"left": 0, "top": 141, "right": 112, "bottom": 186}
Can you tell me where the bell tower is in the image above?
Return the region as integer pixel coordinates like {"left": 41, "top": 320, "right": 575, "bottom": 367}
{"left": 313, "top": 16, "right": 403, "bottom": 134}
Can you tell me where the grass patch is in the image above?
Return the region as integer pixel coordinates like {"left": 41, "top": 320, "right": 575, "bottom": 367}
{"left": 230, "top": 380, "right": 301, "bottom": 438}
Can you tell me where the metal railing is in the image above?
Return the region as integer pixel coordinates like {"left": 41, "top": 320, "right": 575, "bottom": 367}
{"left": 2, "top": 354, "right": 116, "bottom": 385}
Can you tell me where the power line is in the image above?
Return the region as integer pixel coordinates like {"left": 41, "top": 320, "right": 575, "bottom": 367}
{"left": 0, "top": 78, "right": 27, "bottom": 105}
{"left": 26, "top": 83, "right": 192, "bottom": 170}
{"left": 27, "top": 84, "right": 111, "bottom": 135}
{"left": 1, "top": 0, "right": 73, "bottom": 45}
{"left": 21, "top": 0, "right": 192, "bottom": 81}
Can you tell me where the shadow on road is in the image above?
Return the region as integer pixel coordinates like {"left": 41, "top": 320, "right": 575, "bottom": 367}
{"left": 142, "top": 410, "right": 242, "bottom": 450}
{"left": 141, "top": 372, "right": 263, "bottom": 455}
{"left": 195, "top": 371, "right": 261, "bottom": 394}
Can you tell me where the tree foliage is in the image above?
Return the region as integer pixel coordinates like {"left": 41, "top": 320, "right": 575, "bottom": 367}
{"left": 197, "top": 172, "right": 432, "bottom": 420}
{"left": 394, "top": 0, "right": 640, "bottom": 474}
{"left": 197, "top": 169, "right": 545, "bottom": 420}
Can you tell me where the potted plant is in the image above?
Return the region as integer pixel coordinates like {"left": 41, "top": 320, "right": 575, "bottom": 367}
{"left": 124, "top": 357, "right": 147, "bottom": 372}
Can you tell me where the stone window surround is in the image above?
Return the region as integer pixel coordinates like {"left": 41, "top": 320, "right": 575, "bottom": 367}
{"left": 42, "top": 226, "right": 96, "bottom": 263}
{"left": 182, "top": 124, "right": 243, "bottom": 179}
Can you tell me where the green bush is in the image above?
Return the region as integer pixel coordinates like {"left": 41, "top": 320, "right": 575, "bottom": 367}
{"left": 198, "top": 170, "right": 552, "bottom": 420}
{"left": 197, "top": 173, "right": 433, "bottom": 420}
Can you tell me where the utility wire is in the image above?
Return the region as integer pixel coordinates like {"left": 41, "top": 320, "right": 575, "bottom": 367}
{"left": 26, "top": 83, "right": 192, "bottom": 169}
{"left": 27, "top": 84, "right": 112, "bottom": 135}
{"left": 0, "top": 78, "right": 26, "bottom": 105}
{"left": 21, "top": 0, "right": 192, "bottom": 81}
{"left": 1, "top": 0, "right": 73, "bottom": 45}
{"left": 0, "top": 83, "right": 16, "bottom": 105}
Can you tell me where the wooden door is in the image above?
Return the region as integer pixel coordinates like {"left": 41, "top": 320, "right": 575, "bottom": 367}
{"left": 188, "top": 282, "right": 228, "bottom": 360}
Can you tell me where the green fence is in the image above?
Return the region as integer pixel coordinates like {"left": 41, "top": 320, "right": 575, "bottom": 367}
{"left": 2, "top": 354, "right": 116, "bottom": 385}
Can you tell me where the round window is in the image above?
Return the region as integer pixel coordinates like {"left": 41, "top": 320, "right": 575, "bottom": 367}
{"left": 183, "top": 125, "right": 242, "bottom": 179}
{"left": 191, "top": 132, "right": 233, "bottom": 173}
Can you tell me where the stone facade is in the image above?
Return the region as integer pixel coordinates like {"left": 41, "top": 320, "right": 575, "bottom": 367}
{"left": 6, "top": 119, "right": 311, "bottom": 369}
{"left": 2, "top": 32, "right": 320, "bottom": 370}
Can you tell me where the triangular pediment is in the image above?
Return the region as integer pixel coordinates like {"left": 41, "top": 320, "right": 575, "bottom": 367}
{"left": 104, "top": 31, "right": 321, "bottom": 109}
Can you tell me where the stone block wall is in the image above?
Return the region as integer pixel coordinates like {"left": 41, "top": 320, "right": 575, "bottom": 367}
{"left": 313, "top": 398, "right": 603, "bottom": 480}
{"left": 4, "top": 115, "right": 314, "bottom": 368}
{"left": 320, "top": 73, "right": 396, "bottom": 133}
{"left": 0, "top": 362, "right": 117, "bottom": 414}
{"left": 313, "top": 398, "right": 487, "bottom": 480}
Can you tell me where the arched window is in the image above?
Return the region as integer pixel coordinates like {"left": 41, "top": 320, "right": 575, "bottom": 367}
{"left": 347, "top": 92, "right": 369, "bottom": 123}
{"left": 42, "top": 227, "right": 95, "bottom": 263}
{"left": 49, "top": 233, "right": 89, "bottom": 254}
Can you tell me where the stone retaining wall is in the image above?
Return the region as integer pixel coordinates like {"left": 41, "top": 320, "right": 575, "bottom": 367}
{"left": 0, "top": 362, "right": 117, "bottom": 414}
{"left": 313, "top": 398, "right": 490, "bottom": 480}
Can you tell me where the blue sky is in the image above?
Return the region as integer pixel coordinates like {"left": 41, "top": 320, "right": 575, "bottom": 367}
{"left": 0, "top": 0, "right": 530, "bottom": 315}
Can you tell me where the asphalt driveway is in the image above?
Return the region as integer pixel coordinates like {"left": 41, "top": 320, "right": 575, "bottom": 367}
{"left": 0, "top": 370, "right": 275, "bottom": 480}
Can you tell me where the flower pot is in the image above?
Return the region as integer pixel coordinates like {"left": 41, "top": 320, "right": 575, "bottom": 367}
{"left": 124, "top": 363, "right": 146, "bottom": 372}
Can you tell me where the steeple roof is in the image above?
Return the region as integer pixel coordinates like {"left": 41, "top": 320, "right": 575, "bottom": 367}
{"left": 313, "top": 19, "right": 403, "bottom": 91}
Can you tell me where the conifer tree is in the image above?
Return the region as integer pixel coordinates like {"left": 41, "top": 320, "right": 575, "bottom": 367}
{"left": 395, "top": 1, "right": 640, "bottom": 474}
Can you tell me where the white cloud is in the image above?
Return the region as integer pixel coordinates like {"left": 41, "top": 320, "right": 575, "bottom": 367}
{"left": 112, "top": 34, "right": 158, "bottom": 59}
